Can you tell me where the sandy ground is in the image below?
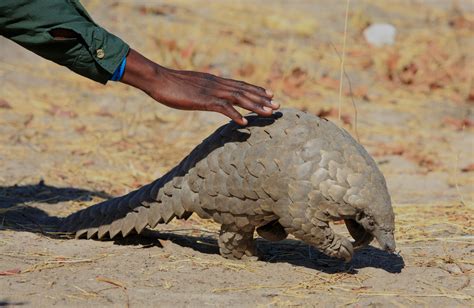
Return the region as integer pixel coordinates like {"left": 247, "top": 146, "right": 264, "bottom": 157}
{"left": 1, "top": 0, "right": 473, "bottom": 307}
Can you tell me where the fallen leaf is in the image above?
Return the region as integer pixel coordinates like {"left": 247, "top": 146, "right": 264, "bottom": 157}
{"left": 316, "top": 107, "right": 337, "bottom": 118}
{"left": 315, "top": 107, "right": 352, "bottom": 125}
{"left": 373, "top": 143, "right": 441, "bottom": 170}
{"left": 95, "top": 109, "right": 114, "bottom": 117}
{"left": 461, "top": 163, "right": 474, "bottom": 172}
{"left": 0, "top": 99, "right": 12, "bottom": 109}
{"left": 47, "top": 105, "right": 77, "bottom": 118}
{"left": 238, "top": 63, "right": 255, "bottom": 77}
{"left": 239, "top": 37, "right": 255, "bottom": 46}
{"left": 442, "top": 117, "right": 473, "bottom": 131}
{"left": 75, "top": 125, "right": 87, "bottom": 134}
{"left": 82, "top": 160, "right": 95, "bottom": 167}
{"left": 137, "top": 4, "right": 176, "bottom": 16}
{"left": 155, "top": 38, "right": 177, "bottom": 52}
{"left": 349, "top": 85, "right": 369, "bottom": 100}
{"left": 0, "top": 268, "right": 21, "bottom": 276}
{"left": 180, "top": 42, "right": 196, "bottom": 59}
{"left": 372, "top": 143, "right": 406, "bottom": 156}
{"left": 317, "top": 76, "right": 340, "bottom": 90}
{"left": 467, "top": 88, "right": 474, "bottom": 103}
{"left": 23, "top": 114, "right": 34, "bottom": 127}
{"left": 448, "top": 10, "right": 474, "bottom": 30}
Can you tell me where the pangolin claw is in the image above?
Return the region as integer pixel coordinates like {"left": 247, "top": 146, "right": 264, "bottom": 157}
{"left": 339, "top": 237, "right": 354, "bottom": 262}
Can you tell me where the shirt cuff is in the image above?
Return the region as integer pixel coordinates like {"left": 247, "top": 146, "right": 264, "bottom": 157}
{"left": 0, "top": 0, "right": 130, "bottom": 84}
{"left": 56, "top": 24, "right": 130, "bottom": 84}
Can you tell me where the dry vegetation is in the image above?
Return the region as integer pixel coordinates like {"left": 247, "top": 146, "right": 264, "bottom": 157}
{"left": 0, "top": 0, "right": 473, "bottom": 307}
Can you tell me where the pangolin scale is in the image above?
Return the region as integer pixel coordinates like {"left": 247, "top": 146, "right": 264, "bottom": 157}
{"left": 60, "top": 108, "right": 396, "bottom": 261}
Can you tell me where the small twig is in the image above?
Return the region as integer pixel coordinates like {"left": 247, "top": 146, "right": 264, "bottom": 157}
{"left": 357, "top": 291, "right": 471, "bottom": 300}
{"left": 96, "top": 276, "right": 127, "bottom": 289}
{"left": 331, "top": 43, "right": 360, "bottom": 142}
{"left": 338, "top": 0, "right": 351, "bottom": 123}
{"left": 453, "top": 137, "right": 467, "bottom": 207}
{"left": 96, "top": 276, "right": 130, "bottom": 308}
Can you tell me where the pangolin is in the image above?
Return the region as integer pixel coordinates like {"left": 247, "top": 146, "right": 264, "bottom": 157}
{"left": 60, "top": 108, "right": 396, "bottom": 261}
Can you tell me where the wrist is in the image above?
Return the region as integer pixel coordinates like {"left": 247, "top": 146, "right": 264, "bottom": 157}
{"left": 121, "top": 49, "right": 162, "bottom": 97}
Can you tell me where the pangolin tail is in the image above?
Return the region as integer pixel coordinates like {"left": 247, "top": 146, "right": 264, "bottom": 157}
{"left": 59, "top": 165, "right": 192, "bottom": 240}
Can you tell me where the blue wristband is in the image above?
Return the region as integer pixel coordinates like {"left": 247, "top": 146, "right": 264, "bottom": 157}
{"left": 110, "top": 56, "right": 127, "bottom": 81}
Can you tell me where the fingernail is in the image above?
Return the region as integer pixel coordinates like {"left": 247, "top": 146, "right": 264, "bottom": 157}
{"left": 270, "top": 101, "right": 280, "bottom": 108}
{"left": 265, "top": 89, "right": 274, "bottom": 97}
{"left": 242, "top": 118, "right": 248, "bottom": 125}
{"left": 263, "top": 106, "right": 272, "bottom": 112}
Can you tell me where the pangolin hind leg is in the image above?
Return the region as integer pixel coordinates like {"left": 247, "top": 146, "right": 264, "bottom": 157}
{"left": 218, "top": 224, "right": 257, "bottom": 260}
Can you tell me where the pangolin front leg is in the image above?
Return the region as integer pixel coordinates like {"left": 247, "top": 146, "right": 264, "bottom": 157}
{"left": 316, "top": 222, "right": 354, "bottom": 261}
{"left": 278, "top": 202, "right": 355, "bottom": 262}
{"left": 293, "top": 217, "right": 354, "bottom": 262}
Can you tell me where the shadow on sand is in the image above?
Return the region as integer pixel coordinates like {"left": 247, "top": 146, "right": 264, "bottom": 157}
{"left": 112, "top": 229, "right": 405, "bottom": 274}
{"left": 1, "top": 180, "right": 404, "bottom": 274}
{"left": 0, "top": 299, "right": 27, "bottom": 307}
{"left": 0, "top": 180, "right": 111, "bottom": 233}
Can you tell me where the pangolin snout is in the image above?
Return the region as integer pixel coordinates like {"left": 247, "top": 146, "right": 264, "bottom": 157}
{"left": 373, "top": 230, "right": 396, "bottom": 253}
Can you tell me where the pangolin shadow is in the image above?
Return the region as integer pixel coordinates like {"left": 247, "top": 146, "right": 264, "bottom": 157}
{"left": 112, "top": 230, "right": 405, "bottom": 274}
{"left": 0, "top": 299, "right": 27, "bottom": 307}
{"left": 0, "top": 182, "right": 404, "bottom": 274}
{"left": 0, "top": 181, "right": 111, "bottom": 233}
{"left": 0, "top": 181, "right": 405, "bottom": 274}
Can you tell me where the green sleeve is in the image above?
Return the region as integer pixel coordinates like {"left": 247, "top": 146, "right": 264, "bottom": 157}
{"left": 0, "top": 0, "right": 129, "bottom": 84}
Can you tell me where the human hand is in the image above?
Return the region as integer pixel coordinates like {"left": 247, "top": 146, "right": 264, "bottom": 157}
{"left": 122, "top": 49, "right": 279, "bottom": 125}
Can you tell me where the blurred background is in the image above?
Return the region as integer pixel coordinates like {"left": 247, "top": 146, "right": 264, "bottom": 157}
{"left": 0, "top": 0, "right": 474, "bottom": 203}
{"left": 0, "top": 1, "right": 472, "bottom": 306}
{"left": 1, "top": 0, "right": 472, "bottom": 203}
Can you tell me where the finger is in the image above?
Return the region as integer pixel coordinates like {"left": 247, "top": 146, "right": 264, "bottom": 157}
{"left": 219, "top": 90, "right": 273, "bottom": 116}
{"left": 217, "top": 84, "right": 278, "bottom": 109}
{"left": 176, "top": 70, "right": 272, "bottom": 98}
{"left": 171, "top": 70, "right": 274, "bottom": 101}
{"left": 212, "top": 100, "right": 248, "bottom": 126}
{"left": 242, "top": 91, "right": 279, "bottom": 110}
{"left": 236, "top": 95, "right": 273, "bottom": 116}
{"left": 218, "top": 77, "right": 272, "bottom": 98}
{"left": 265, "top": 89, "right": 274, "bottom": 98}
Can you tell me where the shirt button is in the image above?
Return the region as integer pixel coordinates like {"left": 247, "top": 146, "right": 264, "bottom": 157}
{"left": 96, "top": 49, "right": 105, "bottom": 59}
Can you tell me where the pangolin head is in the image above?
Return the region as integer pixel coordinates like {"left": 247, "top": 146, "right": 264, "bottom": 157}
{"left": 344, "top": 176, "right": 396, "bottom": 253}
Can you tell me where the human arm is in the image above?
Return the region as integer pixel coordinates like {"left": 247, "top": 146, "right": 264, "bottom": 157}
{"left": 121, "top": 49, "right": 277, "bottom": 126}
{"left": 0, "top": 0, "right": 278, "bottom": 125}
